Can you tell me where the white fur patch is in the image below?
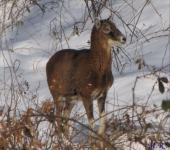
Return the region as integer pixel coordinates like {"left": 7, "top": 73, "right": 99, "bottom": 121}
{"left": 58, "top": 95, "right": 82, "bottom": 102}
{"left": 91, "top": 90, "right": 103, "bottom": 100}
{"left": 108, "top": 39, "right": 120, "bottom": 47}
{"left": 88, "top": 83, "right": 92, "bottom": 86}
{"left": 98, "top": 111, "right": 106, "bottom": 135}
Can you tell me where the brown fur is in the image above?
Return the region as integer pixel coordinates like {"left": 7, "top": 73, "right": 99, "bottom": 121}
{"left": 46, "top": 18, "right": 126, "bottom": 147}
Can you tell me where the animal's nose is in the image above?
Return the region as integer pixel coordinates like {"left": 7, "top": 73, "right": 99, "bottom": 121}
{"left": 120, "top": 36, "right": 126, "bottom": 43}
{"left": 122, "top": 37, "right": 126, "bottom": 42}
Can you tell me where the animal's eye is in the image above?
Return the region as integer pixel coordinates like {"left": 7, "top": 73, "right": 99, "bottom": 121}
{"left": 103, "top": 27, "right": 111, "bottom": 34}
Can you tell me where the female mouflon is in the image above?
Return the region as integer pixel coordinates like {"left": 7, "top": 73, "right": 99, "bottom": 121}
{"left": 46, "top": 18, "right": 126, "bottom": 146}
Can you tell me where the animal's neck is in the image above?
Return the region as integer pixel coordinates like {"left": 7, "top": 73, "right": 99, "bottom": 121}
{"left": 89, "top": 26, "right": 112, "bottom": 68}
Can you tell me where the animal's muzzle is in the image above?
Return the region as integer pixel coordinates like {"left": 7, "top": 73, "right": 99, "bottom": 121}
{"left": 120, "top": 35, "right": 126, "bottom": 44}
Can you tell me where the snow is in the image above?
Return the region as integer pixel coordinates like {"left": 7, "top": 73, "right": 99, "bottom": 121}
{"left": 0, "top": 0, "right": 169, "bottom": 149}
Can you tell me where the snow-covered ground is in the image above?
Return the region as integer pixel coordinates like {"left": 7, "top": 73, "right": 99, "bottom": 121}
{"left": 0, "top": 0, "right": 169, "bottom": 149}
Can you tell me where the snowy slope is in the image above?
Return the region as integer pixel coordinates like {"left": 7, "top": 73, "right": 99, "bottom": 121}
{"left": 0, "top": 0, "right": 169, "bottom": 149}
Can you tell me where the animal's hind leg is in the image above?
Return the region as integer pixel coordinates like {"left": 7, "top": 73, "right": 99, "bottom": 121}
{"left": 52, "top": 94, "right": 64, "bottom": 138}
{"left": 62, "top": 98, "right": 76, "bottom": 138}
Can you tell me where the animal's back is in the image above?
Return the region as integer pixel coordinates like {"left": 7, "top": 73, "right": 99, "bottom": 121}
{"left": 46, "top": 49, "right": 91, "bottom": 97}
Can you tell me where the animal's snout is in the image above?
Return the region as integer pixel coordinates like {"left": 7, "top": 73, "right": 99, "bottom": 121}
{"left": 120, "top": 36, "right": 126, "bottom": 44}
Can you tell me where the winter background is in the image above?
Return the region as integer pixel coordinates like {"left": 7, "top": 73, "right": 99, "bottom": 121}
{"left": 0, "top": 0, "right": 170, "bottom": 149}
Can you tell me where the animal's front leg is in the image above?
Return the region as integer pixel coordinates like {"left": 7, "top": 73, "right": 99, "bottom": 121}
{"left": 97, "top": 93, "right": 107, "bottom": 148}
{"left": 82, "top": 98, "right": 95, "bottom": 139}
{"left": 97, "top": 94, "right": 106, "bottom": 136}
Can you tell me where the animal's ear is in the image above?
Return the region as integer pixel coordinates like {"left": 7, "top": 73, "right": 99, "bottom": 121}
{"left": 94, "top": 18, "right": 101, "bottom": 30}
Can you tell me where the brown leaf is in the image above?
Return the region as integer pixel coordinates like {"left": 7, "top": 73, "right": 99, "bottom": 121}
{"left": 2, "top": 137, "right": 7, "bottom": 150}
{"left": 22, "top": 109, "right": 34, "bottom": 126}
{"left": 0, "top": 122, "right": 7, "bottom": 130}
{"left": 42, "top": 101, "right": 53, "bottom": 115}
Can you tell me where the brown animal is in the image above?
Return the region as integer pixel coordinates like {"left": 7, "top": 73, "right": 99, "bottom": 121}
{"left": 46, "top": 18, "right": 126, "bottom": 144}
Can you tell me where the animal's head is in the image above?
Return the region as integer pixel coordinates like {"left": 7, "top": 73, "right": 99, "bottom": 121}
{"left": 94, "top": 18, "right": 126, "bottom": 47}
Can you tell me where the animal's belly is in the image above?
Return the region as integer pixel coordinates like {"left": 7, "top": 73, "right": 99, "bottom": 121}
{"left": 58, "top": 90, "right": 104, "bottom": 102}
{"left": 58, "top": 95, "right": 82, "bottom": 102}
